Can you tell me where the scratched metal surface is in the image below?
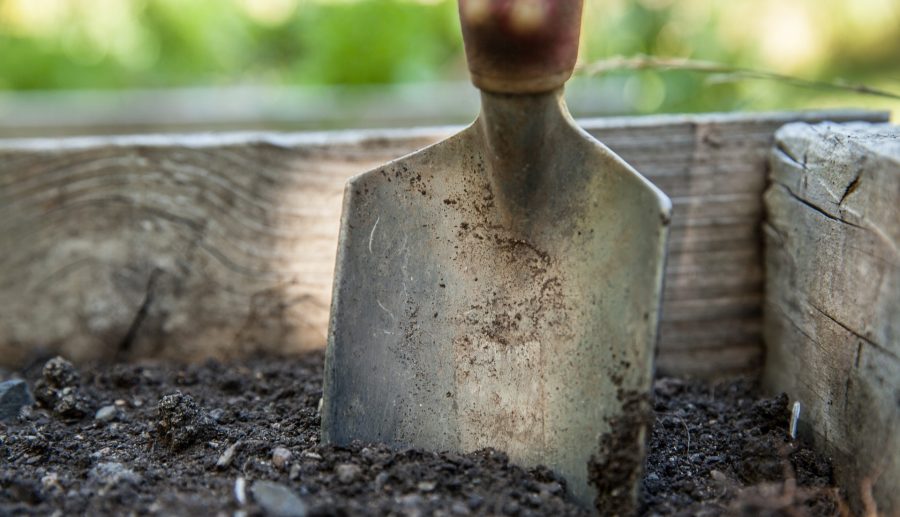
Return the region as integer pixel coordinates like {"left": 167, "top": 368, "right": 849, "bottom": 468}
{"left": 322, "top": 89, "right": 670, "bottom": 507}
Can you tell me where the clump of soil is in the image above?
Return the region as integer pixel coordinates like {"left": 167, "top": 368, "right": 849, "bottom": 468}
{"left": 155, "top": 391, "right": 217, "bottom": 451}
{"left": 32, "top": 356, "right": 92, "bottom": 420}
{"left": 0, "top": 352, "right": 845, "bottom": 516}
{"left": 588, "top": 390, "right": 652, "bottom": 516}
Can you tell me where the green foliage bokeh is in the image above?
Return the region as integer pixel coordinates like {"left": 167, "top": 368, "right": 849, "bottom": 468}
{"left": 0, "top": 0, "right": 897, "bottom": 115}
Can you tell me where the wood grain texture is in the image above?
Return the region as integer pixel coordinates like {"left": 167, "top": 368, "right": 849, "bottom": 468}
{"left": 0, "top": 110, "right": 887, "bottom": 375}
{"left": 762, "top": 122, "right": 899, "bottom": 515}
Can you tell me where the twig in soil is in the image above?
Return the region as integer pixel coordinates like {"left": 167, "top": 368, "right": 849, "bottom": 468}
{"left": 657, "top": 411, "right": 691, "bottom": 457}
{"left": 677, "top": 416, "right": 690, "bottom": 457}
{"left": 577, "top": 55, "right": 900, "bottom": 100}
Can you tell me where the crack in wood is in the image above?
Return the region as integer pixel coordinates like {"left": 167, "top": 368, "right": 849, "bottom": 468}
{"left": 117, "top": 268, "right": 162, "bottom": 356}
{"left": 773, "top": 183, "right": 867, "bottom": 231}
{"left": 839, "top": 165, "right": 864, "bottom": 206}
{"left": 805, "top": 300, "right": 899, "bottom": 361}
{"left": 774, "top": 142, "right": 806, "bottom": 169}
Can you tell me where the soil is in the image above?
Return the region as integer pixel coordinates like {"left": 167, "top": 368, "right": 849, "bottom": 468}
{"left": 0, "top": 352, "right": 846, "bottom": 516}
{"left": 588, "top": 389, "right": 652, "bottom": 516}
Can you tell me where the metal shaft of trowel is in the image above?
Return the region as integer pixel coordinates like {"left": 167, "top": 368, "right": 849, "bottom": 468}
{"left": 459, "top": 0, "right": 585, "bottom": 234}
{"left": 477, "top": 89, "right": 572, "bottom": 234}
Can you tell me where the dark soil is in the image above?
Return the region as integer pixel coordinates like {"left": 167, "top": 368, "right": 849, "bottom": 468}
{"left": 0, "top": 352, "right": 845, "bottom": 516}
{"left": 588, "top": 390, "right": 652, "bottom": 516}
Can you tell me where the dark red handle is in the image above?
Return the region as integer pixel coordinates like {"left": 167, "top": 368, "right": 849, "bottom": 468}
{"left": 459, "top": 0, "right": 583, "bottom": 94}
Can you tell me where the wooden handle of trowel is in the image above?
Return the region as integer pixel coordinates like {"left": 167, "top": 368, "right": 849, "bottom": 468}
{"left": 458, "top": 0, "right": 583, "bottom": 94}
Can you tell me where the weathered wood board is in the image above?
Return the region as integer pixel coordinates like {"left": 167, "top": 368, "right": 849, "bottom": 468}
{"left": 0, "top": 110, "right": 887, "bottom": 376}
{"left": 763, "top": 122, "right": 899, "bottom": 515}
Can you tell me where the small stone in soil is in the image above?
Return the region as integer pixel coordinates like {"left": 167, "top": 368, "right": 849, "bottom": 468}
{"left": 235, "top": 477, "right": 247, "bottom": 505}
{"left": 217, "top": 441, "right": 241, "bottom": 469}
{"left": 374, "top": 471, "right": 390, "bottom": 490}
{"left": 0, "top": 379, "right": 33, "bottom": 420}
{"left": 272, "top": 447, "right": 293, "bottom": 470}
{"left": 251, "top": 480, "right": 308, "bottom": 517}
{"left": 94, "top": 404, "right": 118, "bottom": 422}
{"left": 40, "top": 472, "right": 60, "bottom": 492}
{"left": 89, "top": 462, "right": 141, "bottom": 486}
{"left": 335, "top": 463, "right": 361, "bottom": 484}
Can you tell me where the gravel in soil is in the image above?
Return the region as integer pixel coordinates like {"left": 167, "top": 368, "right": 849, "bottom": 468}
{"left": 0, "top": 352, "right": 845, "bottom": 516}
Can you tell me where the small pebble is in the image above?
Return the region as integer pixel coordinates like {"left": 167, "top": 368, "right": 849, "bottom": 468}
{"left": 374, "top": 471, "right": 390, "bottom": 490}
{"left": 250, "top": 480, "right": 308, "bottom": 517}
{"left": 397, "top": 494, "right": 423, "bottom": 509}
{"left": 90, "top": 447, "right": 111, "bottom": 459}
{"left": 503, "top": 501, "right": 520, "bottom": 514}
{"left": 217, "top": 441, "right": 240, "bottom": 469}
{"left": 705, "top": 455, "right": 723, "bottom": 465}
{"left": 95, "top": 405, "right": 117, "bottom": 422}
{"left": 524, "top": 492, "right": 543, "bottom": 507}
{"left": 0, "top": 380, "right": 33, "bottom": 421}
{"left": 234, "top": 477, "right": 247, "bottom": 505}
{"left": 538, "top": 481, "right": 562, "bottom": 495}
{"left": 89, "top": 462, "right": 141, "bottom": 486}
{"left": 272, "top": 447, "right": 292, "bottom": 470}
{"left": 301, "top": 451, "right": 322, "bottom": 460}
{"left": 41, "top": 473, "right": 60, "bottom": 491}
{"left": 335, "top": 463, "right": 361, "bottom": 484}
{"left": 417, "top": 481, "right": 436, "bottom": 492}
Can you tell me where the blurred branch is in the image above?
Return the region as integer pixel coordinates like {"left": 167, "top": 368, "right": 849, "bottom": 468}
{"left": 578, "top": 55, "right": 900, "bottom": 101}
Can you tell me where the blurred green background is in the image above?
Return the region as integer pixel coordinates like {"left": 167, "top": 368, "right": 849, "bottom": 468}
{"left": 0, "top": 0, "right": 897, "bottom": 134}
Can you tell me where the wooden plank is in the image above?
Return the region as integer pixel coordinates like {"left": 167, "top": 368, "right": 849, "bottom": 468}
{"left": 0, "top": 110, "right": 888, "bottom": 377}
{"left": 762, "top": 122, "right": 899, "bottom": 515}
{"left": 656, "top": 344, "right": 761, "bottom": 378}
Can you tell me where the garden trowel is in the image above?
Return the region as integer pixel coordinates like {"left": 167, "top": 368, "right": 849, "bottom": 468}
{"left": 322, "top": 0, "right": 671, "bottom": 510}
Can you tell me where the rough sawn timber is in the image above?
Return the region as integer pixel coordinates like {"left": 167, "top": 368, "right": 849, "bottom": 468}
{"left": 0, "top": 110, "right": 888, "bottom": 375}
{"left": 763, "top": 122, "right": 899, "bottom": 515}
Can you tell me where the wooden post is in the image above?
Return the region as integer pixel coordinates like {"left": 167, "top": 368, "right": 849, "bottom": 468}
{"left": 763, "top": 122, "right": 899, "bottom": 515}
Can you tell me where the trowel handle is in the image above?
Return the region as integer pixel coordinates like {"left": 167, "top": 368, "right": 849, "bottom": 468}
{"left": 458, "top": 0, "right": 583, "bottom": 94}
